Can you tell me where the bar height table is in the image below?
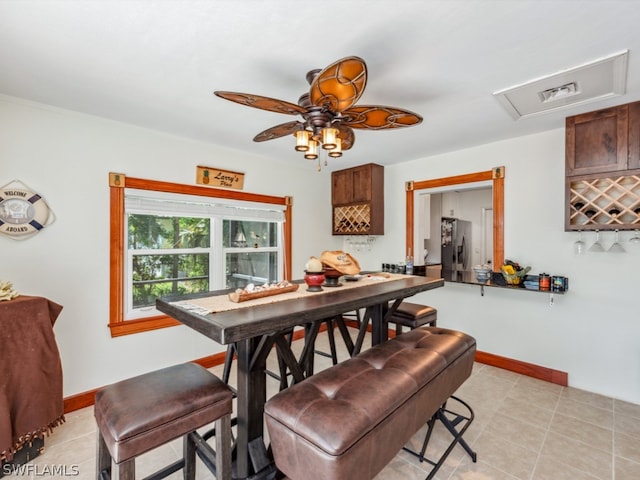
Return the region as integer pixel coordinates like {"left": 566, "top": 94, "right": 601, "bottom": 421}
{"left": 157, "top": 275, "right": 443, "bottom": 479}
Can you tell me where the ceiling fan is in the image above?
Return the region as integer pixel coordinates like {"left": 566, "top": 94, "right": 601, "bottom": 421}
{"left": 214, "top": 56, "right": 423, "bottom": 161}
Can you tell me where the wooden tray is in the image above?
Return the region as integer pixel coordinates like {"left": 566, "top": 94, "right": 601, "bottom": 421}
{"left": 228, "top": 284, "right": 299, "bottom": 303}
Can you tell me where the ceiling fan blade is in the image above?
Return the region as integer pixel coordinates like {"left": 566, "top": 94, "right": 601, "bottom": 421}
{"left": 214, "top": 91, "right": 307, "bottom": 115}
{"left": 309, "top": 56, "right": 367, "bottom": 113}
{"left": 336, "top": 124, "right": 355, "bottom": 150}
{"left": 253, "top": 121, "right": 304, "bottom": 142}
{"left": 341, "top": 105, "right": 423, "bottom": 130}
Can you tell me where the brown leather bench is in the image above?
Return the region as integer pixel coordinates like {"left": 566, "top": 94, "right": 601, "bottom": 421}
{"left": 264, "top": 327, "right": 476, "bottom": 480}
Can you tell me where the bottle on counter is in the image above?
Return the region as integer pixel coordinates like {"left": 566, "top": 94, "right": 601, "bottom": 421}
{"left": 406, "top": 249, "right": 414, "bottom": 275}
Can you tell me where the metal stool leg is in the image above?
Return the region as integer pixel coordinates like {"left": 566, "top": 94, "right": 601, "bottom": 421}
{"left": 96, "top": 430, "right": 112, "bottom": 480}
{"left": 183, "top": 432, "right": 196, "bottom": 480}
{"left": 215, "top": 415, "right": 232, "bottom": 480}
{"left": 113, "top": 459, "right": 134, "bottom": 480}
{"left": 191, "top": 412, "right": 233, "bottom": 480}
{"left": 403, "top": 395, "right": 476, "bottom": 480}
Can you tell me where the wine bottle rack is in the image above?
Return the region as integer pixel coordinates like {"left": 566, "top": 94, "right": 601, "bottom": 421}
{"left": 567, "top": 172, "right": 640, "bottom": 230}
{"left": 333, "top": 204, "right": 372, "bottom": 234}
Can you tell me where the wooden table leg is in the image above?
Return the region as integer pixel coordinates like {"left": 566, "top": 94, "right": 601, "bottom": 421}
{"left": 235, "top": 338, "right": 274, "bottom": 479}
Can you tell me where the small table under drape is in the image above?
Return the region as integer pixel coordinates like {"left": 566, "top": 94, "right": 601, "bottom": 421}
{"left": 0, "top": 295, "right": 64, "bottom": 462}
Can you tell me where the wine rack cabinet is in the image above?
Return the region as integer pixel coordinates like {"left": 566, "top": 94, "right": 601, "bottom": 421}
{"left": 566, "top": 171, "right": 640, "bottom": 230}
{"left": 333, "top": 204, "right": 372, "bottom": 234}
{"left": 331, "top": 163, "right": 384, "bottom": 235}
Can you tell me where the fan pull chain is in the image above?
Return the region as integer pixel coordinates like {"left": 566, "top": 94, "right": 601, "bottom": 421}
{"left": 317, "top": 149, "right": 328, "bottom": 172}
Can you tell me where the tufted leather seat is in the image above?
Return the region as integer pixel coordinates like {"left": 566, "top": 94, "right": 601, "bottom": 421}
{"left": 264, "top": 327, "right": 476, "bottom": 480}
{"left": 94, "top": 362, "right": 232, "bottom": 480}
{"left": 389, "top": 302, "right": 437, "bottom": 335}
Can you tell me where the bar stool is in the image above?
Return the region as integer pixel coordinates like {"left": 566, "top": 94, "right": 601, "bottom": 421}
{"left": 94, "top": 362, "right": 233, "bottom": 480}
{"left": 389, "top": 302, "right": 437, "bottom": 336}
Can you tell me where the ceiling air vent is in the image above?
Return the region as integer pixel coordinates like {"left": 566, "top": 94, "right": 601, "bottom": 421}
{"left": 539, "top": 82, "right": 579, "bottom": 103}
{"left": 493, "top": 50, "right": 628, "bottom": 120}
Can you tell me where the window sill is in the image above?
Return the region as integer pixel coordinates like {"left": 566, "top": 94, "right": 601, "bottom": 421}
{"left": 109, "top": 314, "right": 181, "bottom": 337}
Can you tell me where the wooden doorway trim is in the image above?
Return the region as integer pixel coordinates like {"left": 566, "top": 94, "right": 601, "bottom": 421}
{"left": 405, "top": 167, "right": 504, "bottom": 270}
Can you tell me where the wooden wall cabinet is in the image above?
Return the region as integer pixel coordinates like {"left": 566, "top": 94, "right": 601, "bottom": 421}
{"left": 331, "top": 163, "right": 384, "bottom": 235}
{"left": 565, "top": 101, "right": 640, "bottom": 231}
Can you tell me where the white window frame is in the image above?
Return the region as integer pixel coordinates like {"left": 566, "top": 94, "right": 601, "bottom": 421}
{"left": 124, "top": 189, "right": 285, "bottom": 320}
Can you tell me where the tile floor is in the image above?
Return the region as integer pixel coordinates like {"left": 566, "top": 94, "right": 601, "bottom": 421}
{"left": 4, "top": 328, "right": 640, "bottom": 480}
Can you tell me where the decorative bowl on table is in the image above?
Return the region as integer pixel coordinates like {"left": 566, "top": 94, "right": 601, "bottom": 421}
{"left": 304, "top": 256, "right": 326, "bottom": 291}
{"left": 472, "top": 265, "right": 492, "bottom": 283}
{"left": 322, "top": 267, "right": 343, "bottom": 287}
{"left": 304, "top": 270, "right": 326, "bottom": 292}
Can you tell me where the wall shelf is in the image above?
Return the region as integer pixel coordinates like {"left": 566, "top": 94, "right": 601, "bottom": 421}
{"left": 438, "top": 271, "right": 566, "bottom": 305}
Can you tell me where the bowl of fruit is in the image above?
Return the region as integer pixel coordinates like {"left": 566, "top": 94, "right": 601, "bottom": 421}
{"left": 500, "top": 260, "right": 531, "bottom": 285}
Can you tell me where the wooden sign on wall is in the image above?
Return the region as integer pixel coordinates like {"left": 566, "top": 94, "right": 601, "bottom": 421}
{"left": 196, "top": 166, "right": 245, "bottom": 190}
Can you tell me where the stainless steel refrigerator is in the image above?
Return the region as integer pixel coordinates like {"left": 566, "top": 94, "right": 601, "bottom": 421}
{"left": 441, "top": 217, "right": 472, "bottom": 276}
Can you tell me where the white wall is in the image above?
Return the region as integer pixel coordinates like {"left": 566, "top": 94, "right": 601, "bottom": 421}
{"left": 0, "top": 95, "right": 340, "bottom": 396}
{"left": 378, "top": 129, "right": 640, "bottom": 404}
{"left": 2, "top": 95, "right": 639, "bottom": 405}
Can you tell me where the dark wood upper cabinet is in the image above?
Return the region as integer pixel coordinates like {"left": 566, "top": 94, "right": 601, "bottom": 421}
{"left": 565, "top": 101, "right": 640, "bottom": 231}
{"left": 566, "top": 101, "right": 640, "bottom": 176}
{"left": 566, "top": 104, "right": 628, "bottom": 176}
{"left": 331, "top": 163, "right": 384, "bottom": 235}
{"left": 331, "top": 169, "right": 355, "bottom": 205}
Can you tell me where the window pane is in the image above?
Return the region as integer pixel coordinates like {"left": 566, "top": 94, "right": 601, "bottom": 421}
{"left": 132, "top": 253, "right": 209, "bottom": 308}
{"left": 128, "top": 214, "right": 210, "bottom": 249}
{"left": 223, "top": 220, "right": 278, "bottom": 248}
{"left": 226, "top": 252, "right": 278, "bottom": 289}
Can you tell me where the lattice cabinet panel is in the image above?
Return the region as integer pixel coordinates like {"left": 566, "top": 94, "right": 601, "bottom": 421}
{"left": 566, "top": 172, "right": 640, "bottom": 230}
{"left": 333, "top": 204, "right": 372, "bottom": 234}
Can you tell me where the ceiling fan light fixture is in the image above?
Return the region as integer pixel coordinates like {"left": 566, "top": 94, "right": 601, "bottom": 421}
{"left": 294, "top": 130, "right": 311, "bottom": 151}
{"left": 304, "top": 139, "right": 319, "bottom": 159}
{"left": 214, "top": 56, "right": 423, "bottom": 169}
{"left": 321, "top": 127, "right": 338, "bottom": 150}
{"left": 328, "top": 138, "right": 342, "bottom": 158}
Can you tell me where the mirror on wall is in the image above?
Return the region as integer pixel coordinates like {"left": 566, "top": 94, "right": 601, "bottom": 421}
{"left": 405, "top": 168, "right": 504, "bottom": 282}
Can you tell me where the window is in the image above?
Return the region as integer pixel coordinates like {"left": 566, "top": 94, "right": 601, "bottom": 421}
{"left": 109, "top": 174, "right": 292, "bottom": 337}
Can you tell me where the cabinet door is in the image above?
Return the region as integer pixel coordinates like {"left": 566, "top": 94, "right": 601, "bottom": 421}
{"left": 566, "top": 105, "right": 628, "bottom": 176}
{"left": 629, "top": 101, "right": 640, "bottom": 170}
{"left": 332, "top": 170, "right": 353, "bottom": 205}
{"left": 351, "top": 166, "right": 372, "bottom": 203}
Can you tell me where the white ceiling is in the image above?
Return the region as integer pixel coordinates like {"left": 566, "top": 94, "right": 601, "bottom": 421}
{"left": 2, "top": 1, "right": 640, "bottom": 171}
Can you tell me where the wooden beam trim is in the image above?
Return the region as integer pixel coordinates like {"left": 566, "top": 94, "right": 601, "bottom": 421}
{"left": 412, "top": 171, "right": 493, "bottom": 191}
{"left": 493, "top": 175, "right": 505, "bottom": 268}
{"left": 125, "top": 176, "right": 288, "bottom": 205}
{"left": 406, "top": 188, "right": 414, "bottom": 262}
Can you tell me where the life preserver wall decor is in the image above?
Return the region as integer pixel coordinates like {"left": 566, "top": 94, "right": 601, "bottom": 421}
{"left": 0, "top": 180, "right": 54, "bottom": 239}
